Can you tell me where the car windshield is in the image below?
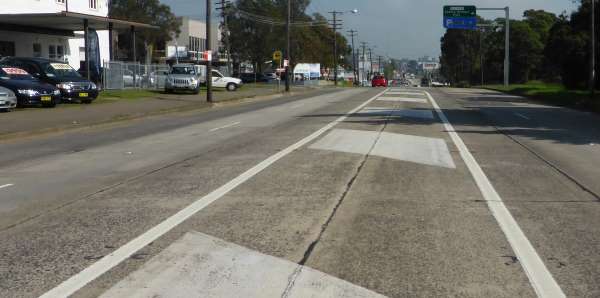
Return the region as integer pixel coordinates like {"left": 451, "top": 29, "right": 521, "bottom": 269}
{"left": 43, "top": 63, "right": 81, "bottom": 78}
{"left": 0, "top": 67, "right": 35, "bottom": 80}
{"left": 171, "top": 66, "right": 196, "bottom": 75}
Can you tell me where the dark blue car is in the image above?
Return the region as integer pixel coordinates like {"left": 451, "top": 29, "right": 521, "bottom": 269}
{"left": 0, "top": 66, "right": 61, "bottom": 108}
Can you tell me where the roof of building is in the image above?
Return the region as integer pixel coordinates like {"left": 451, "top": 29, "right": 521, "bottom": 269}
{"left": 0, "top": 11, "right": 157, "bottom": 31}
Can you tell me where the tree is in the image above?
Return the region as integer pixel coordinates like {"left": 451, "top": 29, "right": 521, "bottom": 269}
{"left": 109, "top": 0, "right": 181, "bottom": 62}
{"left": 227, "top": 0, "right": 350, "bottom": 73}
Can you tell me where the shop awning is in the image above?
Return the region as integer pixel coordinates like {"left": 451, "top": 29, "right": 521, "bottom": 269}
{"left": 0, "top": 11, "right": 157, "bottom": 33}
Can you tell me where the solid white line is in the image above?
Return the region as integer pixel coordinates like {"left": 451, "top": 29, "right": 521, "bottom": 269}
{"left": 425, "top": 91, "right": 565, "bottom": 298}
{"left": 209, "top": 121, "right": 241, "bottom": 132}
{"left": 0, "top": 184, "right": 13, "bottom": 190}
{"left": 39, "top": 89, "right": 390, "bottom": 298}
{"left": 514, "top": 113, "right": 531, "bottom": 120}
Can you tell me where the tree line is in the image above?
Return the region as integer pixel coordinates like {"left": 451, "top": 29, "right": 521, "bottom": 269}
{"left": 440, "top": 1, "right": 598, "bottom": 89}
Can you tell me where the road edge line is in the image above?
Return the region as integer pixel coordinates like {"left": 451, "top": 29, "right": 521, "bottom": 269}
{"left": 39, "top": 88, "right": 389, "bottom": 298}
{"left": 425, "top": 91, "right": 565, "bottom": 298}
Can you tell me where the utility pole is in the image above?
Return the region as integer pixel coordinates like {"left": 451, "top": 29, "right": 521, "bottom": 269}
{"left": 504, "top": 6, "right": 510, "bottom": 87}
{"left": 360, "top": 42, "right": 367, "bottom": 84}
{"left": 206, "top": 0, "right": 213, "bottom": 102}
{"left": 378, "top": 55, "right": 382, "bottom": 75}
{"left": 347, "top": 29, "right": 357, "bottom": 85}
{"left": 368, "top": 48, "right": 373, "bottom": 80}
{"left": 328, "top": 11, "right": 343, "bottom": 86}
{"left": 592, "top": 0, "right": 596, "bottom": 98}
{"left": 285, "top": 0, "right": 290, "bottom": 92}
{"left": 215, "top": 0, "right": 231, "bottom": 75}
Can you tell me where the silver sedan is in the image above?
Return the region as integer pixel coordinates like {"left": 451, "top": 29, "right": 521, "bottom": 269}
{"left": 0, "top": 86, "right": 17, "bottom": 111}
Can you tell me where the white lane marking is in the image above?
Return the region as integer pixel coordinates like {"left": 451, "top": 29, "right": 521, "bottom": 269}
{"left": 310, "top": 129, "right": 455, "bottom": 168}
{"left": 376, "top": 97, "right": 428, "bottom": 103}
{"left": 100, "top": 232, "right": 386, "bottom": 298}
{"left": 39, "top": 89, "right": 390, "bottom": 298}
{"left": 210, "top": 121, "right": 241, "bottom": 132}
{"left": 359, "top": 107, "right": 435, "bottom": 120}
{"left": 425, "top": 91, "right": 565, "bottom": 298}
{"left": 0, "top": 184, "right": 13, "bottom": 190}
{"left": 514, "top": 113, "right": 531, "bottom": 120}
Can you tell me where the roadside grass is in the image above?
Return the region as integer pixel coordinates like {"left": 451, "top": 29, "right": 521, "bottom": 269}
{"left": 481, "top": 81, "right": 600, "bottom": 112}
{"left": 96, "top": 89, "right": 159, "bottom": 103}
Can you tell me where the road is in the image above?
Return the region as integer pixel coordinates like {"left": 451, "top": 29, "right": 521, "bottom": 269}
{"left": 1, "top": 87, "right": 599, "bottom": 297}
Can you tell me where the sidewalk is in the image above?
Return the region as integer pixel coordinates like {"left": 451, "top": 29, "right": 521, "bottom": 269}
{"left": 0, "top": 85, "right": 323, "bottom": 139}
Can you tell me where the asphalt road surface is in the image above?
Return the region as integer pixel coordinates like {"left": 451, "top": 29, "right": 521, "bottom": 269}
{"left": 1, "top": 87, "right": 599, "bottom": 298}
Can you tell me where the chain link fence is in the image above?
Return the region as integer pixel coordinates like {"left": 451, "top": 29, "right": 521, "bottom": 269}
{"left": 103, "top": 61, "right": 170, "bottom": 90}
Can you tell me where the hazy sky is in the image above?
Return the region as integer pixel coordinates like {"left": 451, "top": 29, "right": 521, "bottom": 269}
{"left": 159, "top": 0, "right": 579, "bottom": 59}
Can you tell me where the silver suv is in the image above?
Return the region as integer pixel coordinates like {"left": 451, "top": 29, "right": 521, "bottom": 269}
{"left": 165, "top": 64, "right": 200, "bottom": 94}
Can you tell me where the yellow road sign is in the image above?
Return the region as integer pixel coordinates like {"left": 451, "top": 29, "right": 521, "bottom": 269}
{"left": 273, "top": 50, "right": 283, "bottom": 61}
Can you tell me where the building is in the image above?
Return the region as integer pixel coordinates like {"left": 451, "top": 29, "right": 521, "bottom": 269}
{"left": 165, "top": 17, "right": 221, "bottom": 63}
{"left": 0, "top": 0, "right": 154, "bottom": 75}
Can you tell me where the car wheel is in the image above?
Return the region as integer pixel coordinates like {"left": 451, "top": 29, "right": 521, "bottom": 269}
{"left": 193, "top": 86, "right": 201, "bottom": 94}
{"left": 226, "top": 83, "right": 237, "bottom": 91}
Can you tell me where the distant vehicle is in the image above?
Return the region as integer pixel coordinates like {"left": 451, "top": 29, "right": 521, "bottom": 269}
{"left": 165, "top": 64, "right": 201, "bottom": 94}
{"left": 421, "top": 77, "right": 430, "bottom": 87}
{"left": 0, "top": 86, "right": 17, "bottom": 111}
{"left": 1, "top": 57, "right": 99, "bottom": 103}
{"left": 0, "top": 66, "right": 61, "bottom": 107}
{"left": 194, "top": 65, "right": 243, "bottom": 91}
{"left": 263, "top": 72, "right": 278, "bottom": 80}
{"left": 371, "top": 75, "right": 387, "bottom": 87}
{"left": 238, "top": 73, "right": 269, "bottom": 83}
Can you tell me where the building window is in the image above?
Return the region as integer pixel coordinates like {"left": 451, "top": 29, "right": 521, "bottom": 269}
{"left": 49, "top": 45, "right": 56, "bottom": 60}
{"left": 33, "top": 43, "right": 42, "bottom": 58}
{"left": 56, "top": 45, "right": 64, "bottom": 61}
{"left": 89, "top": 0, "right": 97, "bottom": 9}
{"left": 79, "top": 47, "right": 86, "bottom": 61}
{"left": 56, "top": 0, "right": 66, "bottom": 4}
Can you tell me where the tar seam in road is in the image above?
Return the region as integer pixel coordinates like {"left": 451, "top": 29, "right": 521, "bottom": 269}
{"left": 282, "top": 95, "right": 395, "bottom": 298}
{"left": 39, "top": 89, "right": 388, "bottom": 298}
{"left": 426, "top": 91, "right": 566, "bottom": 298}
{"left": 492, "top": 125, "right": 600, "bottom": 202}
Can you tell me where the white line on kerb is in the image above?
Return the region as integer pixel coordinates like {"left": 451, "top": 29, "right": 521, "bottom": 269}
{"left": 425, "top": 91, "right": 565, "bottom": 298}
{"left": 0, "top": 184, "right": 13, "bottom": 190}
{"left": 514, "top": 113, "right": 531, "bottom": 120}
{"left": 209, "top": 121, "right": 241, "bottom": 132}
{"left": 40, "top": 89, "right": 390, "bottom": 298}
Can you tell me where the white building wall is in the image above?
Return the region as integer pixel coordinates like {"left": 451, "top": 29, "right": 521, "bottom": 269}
{"left": 0, "top": 0, "right": 108, "bottom": 16}
{"left": 0, "top": 0, "right": 110, "bottom": 69}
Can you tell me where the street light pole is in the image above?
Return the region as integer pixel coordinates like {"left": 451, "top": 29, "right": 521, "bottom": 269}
{"left": 328, "top": 11, "right": 342, "bottom": 86}
{"left": 591, "top": 0, "right": 596, "bottom": 98}
{"left": 206, "top": 0, "right": 213, "bottom": 102}
{"left": 285, "top": 0, "right": 291, "bottom": 92}
{"left": 504, "top": 6, "right": 510, "bottom": 87}
{"left": 347, "top": 29, "right": 357, "bottom": 85}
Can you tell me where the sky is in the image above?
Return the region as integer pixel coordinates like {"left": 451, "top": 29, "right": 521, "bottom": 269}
{"left": 159, "top": 0, "right": 580, "bottom": 60}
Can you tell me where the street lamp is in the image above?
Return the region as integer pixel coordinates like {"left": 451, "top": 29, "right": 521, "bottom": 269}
{"left": 329, "top": 9, "right": 358, "bottom": 86}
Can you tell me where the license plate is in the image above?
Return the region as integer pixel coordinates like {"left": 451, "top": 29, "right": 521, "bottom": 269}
{"left": 41, "top": 96, "right": 51, "bottom": 102}
{"left": 79, "top": 92, "right": 88, "bottom": 98}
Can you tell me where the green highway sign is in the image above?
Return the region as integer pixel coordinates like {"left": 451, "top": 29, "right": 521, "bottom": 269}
{"left": 443, "top": 6, "right": 476, "bottom": 18}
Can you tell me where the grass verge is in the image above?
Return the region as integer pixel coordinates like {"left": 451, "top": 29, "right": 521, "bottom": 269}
{"left": 481, "top": 81, "right": 600, "bottom": 112}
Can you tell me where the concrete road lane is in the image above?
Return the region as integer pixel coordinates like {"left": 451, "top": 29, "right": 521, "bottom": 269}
{"left": 1, "top": 87, "right": 598, "bottom": 298}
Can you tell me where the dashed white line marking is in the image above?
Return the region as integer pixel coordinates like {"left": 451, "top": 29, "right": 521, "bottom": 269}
{"left": 0, "top": 184, "right": 14, "bottom": 190}
{"left": 425, "top": 91, "right": 565, "bottom": 298}
{"left": 210, "top": 121, "right": 241, "bottom": 132}
{"left": 514, "top": 113, "right": 531, "bottom": 120}
{"left": 39, "top": 88, "right": 390, "bottom": 298}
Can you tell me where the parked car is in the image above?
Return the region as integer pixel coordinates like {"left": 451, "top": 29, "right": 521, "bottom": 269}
{"left": 193, "top": 65, "right": 242, "bottom": 91}
{"left": 1, "top": 57, "right": 99, "bottom": 103}
{"left": 0, "top": 86, "right": 17, "bottom": 111}
{"left": 165, "top": 64, "right": 201, "bottom": 94}
{"left": 0, "top": 66, "right": 61, "bottom": 107}
{"left": 371, "top": 75, "right": 387, "bottom": 87}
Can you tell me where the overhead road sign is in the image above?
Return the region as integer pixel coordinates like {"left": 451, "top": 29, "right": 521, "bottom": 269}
{"left": 443, "top": 6, "right": 477, "bottom": 30}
